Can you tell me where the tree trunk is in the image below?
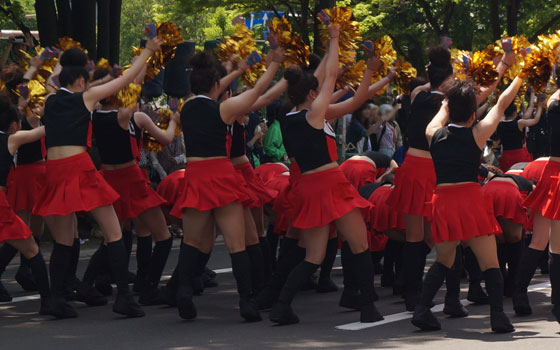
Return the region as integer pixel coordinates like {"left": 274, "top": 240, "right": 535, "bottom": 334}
{"left": 506, "top": 0, "right": 520, "bottom": 36}
{"left": 34, "top": 0, "right": 58, "bottom": 46}
{"left": 97, "top": 0, "right": 111, "bottom": 61}
{"left": 299, "top": 0, "right": 310, "bottom": 47}
{"left": 72, "top": 0, "right": 97, "bottom": 59}
{"left": 109, "top": 0, "right": 122, "bottom": 65}
{"left": 313, "top": 0, "right": 335, "bottom": 53}
{"left": 489, "top": 0, "right": 501, "bottom": 41}
{"left": 55, "top": 0, "right": 73, "bottom": 37}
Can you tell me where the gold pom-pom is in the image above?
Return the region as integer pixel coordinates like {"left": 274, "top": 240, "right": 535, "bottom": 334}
{"left": 317, "top": 6, "right": 362, "bottom": 65}
{"left": 16, "top": 48, "right": 58, "bottom": 86}
{"left": 143, "top": 107, "right": 180, "bottom": 152}
{"left": 96, "top": 58, "right": 112, "bottom": 71}
{"left": 395, "top": 57, "right": 417, "bottom": 95}
{"left": 12, "top": 80, "right": 48, "bottom": 118}
{"left": 519, "top": 44, "right": 554, "bottom": 93}
{"left": 373, "top": 35, "right": 397, "bottom": 73}
{"left": 267, "top": 17, "right": 310, "bottom": 67}
{"left": 141, "top": 22, "right": 183, "bottom": 81}
{"left": 337, "top": 60, "right": 366, "bottom": 89}
{"left": 453, "top": 50, "right": 499, "bottom": 87}
{"left": 116, "top": 83, "right": 142, "bottom": 108}
{"left": 57, "top": 37, "right": 87, "bottom": 54}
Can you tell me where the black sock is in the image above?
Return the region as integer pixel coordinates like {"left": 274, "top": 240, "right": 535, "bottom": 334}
{"left": 247, "top": 243, "right": 265, "bottom": 293}
{"left": 28, "top": 252, "right": 51, "bottom": 298}
{"left": 122, "top": 230, "right": 133, "bottom": 263}
{"left": 0, "top": 244, "right": 18, "bottom": 278}
{"left": 65, "top": 238, "right": 80, "bottom": 285}
{"left": 341, "top": 242, "right": 358, "bottom": 293}
{"left": 267, "top": 241, "right": 305, "bottom": 290}
{"left": 230, "top": 250, "right": 254, "bottom": 300}
{"left": 136, "top": 236, "right": 153, "bottom": 283}
{"left": 81, "top": 242, "right": 107, "bottom": 287}
{"left": 445, "top": 246, "right": 463, "bottom": 300}
{"left": 266, "top": 223, "right": 279, "bottom": 266}
{"left": 278, "top": 261, "right": 320, "bottom": 305}
{"left": 259, "top": 236, "right": 273, "bottom": 282}
{"left": 319, "top": 237, "right": 338, "bottom": 284}
{"left": 515, "top": 247, "right": 543, "bottom": 294}
{"left": 403, "top": 241, "right": 428, "bottom": 297}
{"left": 353, "top": 250, "right": 376, "bottom": 304}
{"left": 176, "top": 243, "right": 201, "bottom": 296}
{"left": 146, "top": 237, "right": 172, "bottom": 288}
{"left": 497, "top": 243, "right": 507, "bottom": 283}
{"left": 505, "top": 241, "right": 523, "bottom": 293}
{"left": 419, "top": 262, "right": 449, "bottom": 307}
{"left": 106, "top": 239, "right": 131, "bottom": 295}
{"left": 50, "top": 243, "right": 73, "bottom": 298}
{"left": 550, "top": 253, "right": 560, "bottom": 306}
{"left": 483, "top": 268, "right": 505, "bottom": 313}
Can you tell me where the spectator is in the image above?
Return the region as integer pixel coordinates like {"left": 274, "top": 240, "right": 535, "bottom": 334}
{"left": 262, "top": 100, "right": 287, "bottom": 163}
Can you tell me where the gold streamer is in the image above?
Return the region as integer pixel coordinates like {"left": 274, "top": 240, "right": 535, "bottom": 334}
{"left": 267, "top": 17, "right": 310, "bottom": 67}
{"left": 317, "top": 6, "right": 362, "bottom": 65}
{"left": 394, "top": 57, "right": 417, "bottom": 95}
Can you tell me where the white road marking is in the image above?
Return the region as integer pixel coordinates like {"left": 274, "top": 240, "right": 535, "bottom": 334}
{"left": 335, "top": 281, "right": 552, "bottom": 331}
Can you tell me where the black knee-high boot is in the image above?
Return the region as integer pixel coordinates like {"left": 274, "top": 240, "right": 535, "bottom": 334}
{"left": 139, "top": 237, "right": 172, "bottom": 305}
{"left": 317, "top": 237, "right": 338, "bottom": 293}
{"left": 465, "top": 246, "right": 488, "bottom": 304}
{"left": 76, "top": 243, "right": 108, "bottom": 306}
{"left": 256, "top": 238, "right": 305, "bottom": 310}
{"left": 176, "top": 243, "right": 200, "bottom": 319}
{"left": 0, "top": 243, "right": 18, "bottom": 302}
{"left": 483, "top": 268, "right": 514, "bottom": 333}
{"left": 550, "top": 253, "right": 560, "bottom": 323}
{"left": 247, "top": 243, "right": 266, "bottom": 295}
{"left": 106, "top": 239, "right": 144, "bottom": 317}
{"left": 16, "top": 253, "right": 36, "bottom": 292}
{"left": 192, "top": 251, "right": 210, "bottom": 295}
{"left": 513, "top": 247, "right": 543, "bottom": 315}
{"left": 122, "top": 230, "right": 133, "bottom": 262}
{"left": 133, "top": 235, "right": 152, "bottom": 293}
{"left": 63, "top": 238, "right": 81, "bottom": 298}
{"left": 270, "top": 260, "right": 319, "bottom": 325}
{"left": 381, "top": 239, "right": 402, "bottom": 287}
{"left": 371, "top": 250, "right": 384, "bottom": 274}
{"left": 393, "top": 241, "right": 405, "bottom": 295}
{"left": 411, "top": 262, "right": 449, "bottom": 331}
{"left": 443, "top": 246, "right": 468, "bottom": 317}
{"left": 497, "top": 243, "right": 508, "bottom": 292}
{"left": 49, "top": 243, "right": 77, "bottom": 318}
{"left": 259, "top": 236, "right": 273, "bottom": 283}
{"left": 540, "top": 245, "right": 550, "bottom": 274}
{"left": 504, "top": 240, "right": 523, "bottom": 297}
{"left": 27, "top": 252, "right": 52, "bottom": 315}
{"left": 403, "top": 241, "right": 429, "bottom": 311}
{"left": 353, "top": 250, "right": 383, "bottom": 322}
{"left": 339, "top": 241, "right": 360, "bottom": 309}
{"left": 230, "top": 250, "right": 261, "bottom": 322}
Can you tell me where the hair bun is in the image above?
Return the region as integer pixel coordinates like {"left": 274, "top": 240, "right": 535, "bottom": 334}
{"left": 428, "top": 45, "right": 451, "bottom": 67}
{"left": 284, "top": 66, "right": 303, "bottom": 85}
{"left": 189, "top": 51, "right": 217, "bottom": 70}
{"left": 60, "top": 48, "right": 88, "bottom": 67}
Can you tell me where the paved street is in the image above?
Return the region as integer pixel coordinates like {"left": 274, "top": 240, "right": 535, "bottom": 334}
{"left": 1, "top": 239, "right": 558, "bottom": 350}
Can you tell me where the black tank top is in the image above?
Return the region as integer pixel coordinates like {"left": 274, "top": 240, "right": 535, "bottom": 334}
{"left": 229, "top": 121, "right": 246, "bottom": 158}
{"left": 181, "top": 96, "right": 230, "bottom": 158}
{"left": 408, "top": 91, "right": 445, "bottom": 151}
{"left": 0, "top": 133, "right": 14, "bottom": 187}
{"left": 92, "top": 110, "right": 141, "bottom": 164}
{"left": 358, "top": 182, "right": 385, "bottom": 200}
{"left": 17, "top": 118, "right": 45, "bottom": 165}
{"left": 43, "top": 88, "right": 92, "bottom": 148}
{"left": 430, "top": 125, "right": 481, "bottom": 184}
{"left": 279, "top": 110, "right": 338, "bottom": 173}
{"left": 360, "top": 151, "right": 391, "bottom": 169}
{"left": 497, "top": 118, "right": 524, "bottom": 150}
{"left": 491, "top": 174, "right": 533, "bottom": 194}
{"left": 549, "top": 100, "right": 560, "bottom": 157}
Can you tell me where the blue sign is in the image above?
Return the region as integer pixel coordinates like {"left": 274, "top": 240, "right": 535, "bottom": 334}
{"left": 245, "top": 11, "right": 285, "bottom": 30}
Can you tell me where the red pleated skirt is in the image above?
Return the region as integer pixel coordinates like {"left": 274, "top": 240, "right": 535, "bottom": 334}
{"left": 386, "top": 154, "right": 435, "bottom": 219}
{"left": 369, "top": 185, "right": 405, "bottom": 232}
{"left": 32, "top": 152, "right": 119, "bottom": 217}
{"left": 522, "top": 158, "right": 548, "bottom": 183}
{"left": 272, "top": 162, "right": 301, "bottom": 222}
{"left": 482, "top": 180, "right": 528, "bottom": 227}
{"left": 101, "top": 163, "right": 167, "bottom": 222}
{"left": 6, "top": 162, "right": 46, "bottom": 212}
{"left": 431, "top": 183, "right": 502, "bottom": 243}
{"left": 289, "top": 167, "right": 371, "bottom": 230}
{"left": 0, "top": 190, "right": 33, "bottom": 242}
{"left": 156, "top": 169, "right": 185, "bottom": 207}
{"left": 235, "top": 162, "right": 278, "bottom": 207}
{"left": 254, "top": 163, "right": 289, "bottom": 184}
{"left": 170, "top": 158, "right": 252, "bottom": 217}
{"left": 499, "top": 148, "right": 533, "bottom": 172}
{"left": 524, "top": 160, "right": 560, "bottom": 220}
{"left": 339, "top": 159, "right": 377, "bottom": 189}
{"left": 368, "top": 229, "right": 388, "bottom": 252}
{"left": 266, "top": 174, "right": 290, "bottom": 234}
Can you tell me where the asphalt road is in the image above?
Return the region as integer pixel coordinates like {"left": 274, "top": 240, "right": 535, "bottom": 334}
{"left": 1, "top": 238, "right": 558, "bottom": 350}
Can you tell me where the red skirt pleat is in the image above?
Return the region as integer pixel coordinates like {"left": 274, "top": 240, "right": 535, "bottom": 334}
{"left": 170, "top": 158, "right": 252, "bottom": 217}
{"left": 431, "top": 183, "right": 502, "bottom": 243}
{"left": 156, "top": 169, "right": 185, "bottom": 207}
{"left": 499, "top": 148, "right": 533, "bottom": 172}
{"left": 482, "top": 180, "right": 528, "bottom": 227}
{"left": 524, "top": 160, "right": 560, "bottom": 220}
{"left": 101, "top": 164, "right": 167, "bottom": 222}
{"left": 32, "top": 153, "right": 119, "bottom": 217}
{"left": 0, "top": 190, "right": 33, "bottom": 242}
{"left": 522, "top": 158, "right": 548, "bottom": 183}
{"left": 272, "top": 163, "right": 301, "bottom": 223}
{"left": 290, "top": 167, "right": 372, "bottom": 230}
{"left": 254, "top": 163, "right": 289, "bottom": 184}
{"left": 234, "top": 162, "right": 278, "bottom": 208}
{"left": 6, "top": 162, "right": 46, "bottom": 212}
{"left": 368, "top": 230, "right": 388, "bottom": 252}
{"left": 386, "top": 154, "right": 435, "bottom": 219}
{"left": 369, "top": 186, "right": 405, "bottom": 232}
{"left": 266, "top": 174, "right": 290, "bottom": 234}
{"left": 339, "top": 159, "right": 377, "bottom": 189}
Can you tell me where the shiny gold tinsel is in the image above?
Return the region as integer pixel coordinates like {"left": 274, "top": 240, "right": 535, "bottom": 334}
{"left": 57, "top": 37, "right": 87, "bottom": 54}
{"left": 17, "top": 48, "right": 58, "bottom": 86}
{"left": 116, "top": 83, "right": 142, "bottom": 108}
{"left": 519, "top": 44, "right": 554, "bottom": 93}
{"left": 137, "top": 22, "right": 183, "bottom": 81}
{"left": 13, "top": 80, "right": 48, "bottom": 118}
{"left": 453, "top": 50, "right": 499, "bottom": 87}
{"left": 337, "top": 60, "right": 366, "bottom": 89}
{"left": 96, "top": 58, "right": 112, "bottom": 71}
{"left": 143, "top": 107, "right": 181, "bottom": 152}
{"left": 317, "top": 6, "right": 361, "bottom": 65}
{"left": 267, "top": 17, "right": 310, "bottom": 67}
{"left": 394, "top": 57, "right": 417, "bottom": 95}
{"left": 369, "top": 35, "right": 397, "bottom": 85}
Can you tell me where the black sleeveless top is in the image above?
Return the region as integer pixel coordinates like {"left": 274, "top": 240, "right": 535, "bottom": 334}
{"left": 549, "top": 100, "right": 560, "bottom": 157}
{"left": 497, "top": 118, "right": 524, "bottom": 150}
{"left": 17, "top": 118, "right": 45, "bottom": 165}
{"left": 0, "top": 133, "right": 14, "bottom": 187}
{"left": 279, "top": 110, "right": 338, "bottom": 173}
{"left": 43, "top": 88, "right": 92, "bottom": 148}
{"left": 490, "top": 174, "right": 533, "bottom": 195}
{"left": 229, "top": 121, "right": 246, "bottom": 158}
{"left": 408, "top": 91, "right": 445, "bottom": 151}
{"left": 360, "top": 151, "right": 391, "bottom": 169}
{"left": 358, "top": 182, "right": 385, "bottom": 200}
{"left": 430, "top": 125, "right": 481, "bottom": 184}
{"left": 92, "top": 110, "right": 142, "bottom": 164}
{"left": 181, "top": 96, "right": 230, "bottom": 158}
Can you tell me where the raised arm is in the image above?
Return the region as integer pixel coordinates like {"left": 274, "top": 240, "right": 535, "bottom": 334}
{"left": 518, "top": 101, "right": 544, "bottom": 129}
{"left": 218, "top": 60, "right": 248, "bottom": 96}
{"left": 134, "top": 111, "right": 179, "bottom": 146}
{"left": 219, "top": 48, "right": 284, "bottom": 124}
{"left": 313, "top": 52, "right": 328, "bottom": 85}
{"left": 425, "top": 100, "right": 449, "bottom": 145}
{"left": 411, "top": 82, "right": 431, "bottom": 103}
{"left": 473, "top": 76, "right": 523, "bottom": 148}
{"left": 247, "top": 78, "right": 288, "bottom": 112}
{"left": 377, "top": 159, "right": 398, "bottom": 182}
{"left": 8, "top": 126, "right": 46, "bottom": 154}
{"left": 83, "top": 37, "right": 162, "bottom": 111}
{"left": 521, "top": 91, "right": 535, "bottom": 119}
{"left": 477, "top": 51, "right": 516, "bottom": 104}
{"left": 330, "top": 86, "right": 350, "bottom": 103}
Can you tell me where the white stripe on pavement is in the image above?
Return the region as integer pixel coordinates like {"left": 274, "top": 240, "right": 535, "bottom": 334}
{"left": 335, "top": 281, "right": 552, "bottom": 331}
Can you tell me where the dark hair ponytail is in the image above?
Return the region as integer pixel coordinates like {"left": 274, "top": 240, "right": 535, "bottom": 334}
{"left": 0, "top": 94, "right": 21, "bottom": 132}
{"left": 441, "top": 79, "right": 477, "bottom": 123}
{"left": 427, "top": 45, "right": 453, "bottom": 89}
{"left": 189, "top": 51, "right": 221, "bottom": 95}
{"left": 58, "top": 49, "right": 90, "bottom": 88}
{"left": 284, "top": 66, "right": 318, "bottom": 107}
